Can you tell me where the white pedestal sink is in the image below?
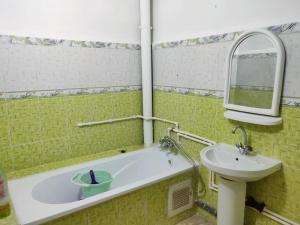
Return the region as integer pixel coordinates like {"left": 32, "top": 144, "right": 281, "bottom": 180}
{"left": 200, "top": 143, "right": 281, "bottom": 225}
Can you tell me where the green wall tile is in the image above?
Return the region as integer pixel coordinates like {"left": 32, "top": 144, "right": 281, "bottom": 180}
{"left": 2, "top": 89, "right": 298, "bottom": 225}
{"left": 0, "top": 91, "right": 143, "bottom": 173}
{"left": 0, "top": 149, "right": 13, "bottom": 172}
{"left": 153, "top": 90, "right": 300, "bottom": 225}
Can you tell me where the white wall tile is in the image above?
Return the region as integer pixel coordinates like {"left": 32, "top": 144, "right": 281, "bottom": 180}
{"left": 153, "top": 32, "right": 300, "bottom": 98}
{"left": 0, "top": 44, "right": 141, "bottom": 93}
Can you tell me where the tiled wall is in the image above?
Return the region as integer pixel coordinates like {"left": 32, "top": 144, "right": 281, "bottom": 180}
{"left": 153, "top": 22, "right": 300, "bottom": 225}
{"left": 153, "top": 91, "right": 300, "bottom": 225}
{"left": 0, "top": 91, "right": 143, "bottom": 173}
{"left": 153, "top": 22, "right": 300, "bottom": 106}
{"left": 0, "top": 35, "right": 141, "bottom": 98}
{"left": 0, "top": 35, "right": 198, "bottom": 225}
{"left": 0, "top": 35, "right": 143, "bottom": 173}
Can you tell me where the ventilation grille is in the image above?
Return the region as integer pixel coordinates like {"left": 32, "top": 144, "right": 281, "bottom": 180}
{"left": 172, "top": 187, "right": 191, "bottom": 210}
{"left": 168, "top": 179, "right": 193, "bottom": 217}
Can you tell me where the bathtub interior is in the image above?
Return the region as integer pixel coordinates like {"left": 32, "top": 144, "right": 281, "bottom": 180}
{"left": 32, "top": 148, "right": 191, "bottom": 204}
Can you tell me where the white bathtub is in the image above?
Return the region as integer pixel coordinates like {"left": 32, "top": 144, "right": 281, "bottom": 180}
{"left": 8, "top": 145, "right": 195, "bottom": 225}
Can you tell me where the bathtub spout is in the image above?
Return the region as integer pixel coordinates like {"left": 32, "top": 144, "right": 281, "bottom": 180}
{"left": 159, "top": 136, "right": 195, "bottom": 166}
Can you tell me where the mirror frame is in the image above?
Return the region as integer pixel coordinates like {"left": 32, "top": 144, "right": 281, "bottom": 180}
{"left": 224, "top": 29, "right": 285, "bottom": 116}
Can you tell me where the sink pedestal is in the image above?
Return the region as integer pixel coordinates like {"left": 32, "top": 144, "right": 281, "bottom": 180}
{"left": 217, "top": 177, "right": 246, "bottom": 225}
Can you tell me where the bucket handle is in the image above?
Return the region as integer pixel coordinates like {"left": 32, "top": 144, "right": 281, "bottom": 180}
{"left": 71, "top": 172, "right": 84, "bottom": 185}
{"left": 71, "top": 172, "right": 91, "bottom": 187}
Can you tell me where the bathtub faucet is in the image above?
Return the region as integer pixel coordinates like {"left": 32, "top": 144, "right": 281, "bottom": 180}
{"left": 159, "top": 136, "right": 180, "bottom": 154}
{"left": 159, "top": 136, "right": 195, "bottom": 166}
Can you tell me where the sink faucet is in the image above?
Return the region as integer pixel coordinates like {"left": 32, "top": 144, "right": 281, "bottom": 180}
{"left": 232, "top": 126, "right": 253, "bottom": 155}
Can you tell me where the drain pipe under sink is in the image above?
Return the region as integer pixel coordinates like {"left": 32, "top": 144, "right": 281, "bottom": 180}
{"left": 246, "top": 197, "right": 300, "bottom": 225}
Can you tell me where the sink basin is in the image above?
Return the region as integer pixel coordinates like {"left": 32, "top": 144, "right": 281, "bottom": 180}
{"left": 200, "top": 143, "right": 281, "bottom": 182}
{"left": 200, "top": 143, "right": 282, "bottom": 225}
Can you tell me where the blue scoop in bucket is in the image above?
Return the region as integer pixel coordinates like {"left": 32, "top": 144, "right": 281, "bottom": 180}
{"left": 89, "top": 170, "right": 99, "bottom": 184}
{"left": 71, "top": 170, "right": 113, "bottom": 199}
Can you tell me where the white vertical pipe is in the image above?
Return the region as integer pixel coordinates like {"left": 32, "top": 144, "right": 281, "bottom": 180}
{"left": 140, "top": 0, "right": 153, "bottom": 147}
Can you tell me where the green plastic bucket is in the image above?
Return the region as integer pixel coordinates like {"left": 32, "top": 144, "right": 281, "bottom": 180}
{"left": 71, "top": 170, "right": 113, "bottom": 199}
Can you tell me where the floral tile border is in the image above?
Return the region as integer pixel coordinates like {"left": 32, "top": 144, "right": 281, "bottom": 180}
{"left": 154, "top": 85, "right": 224, "bottom": 98}
{"left": 231, "top": 86, "right": 273, "bottom": 92}
{"left": 234, "top": 52, "right": 276, "bottom": 59}
{"left": 0, "top": 35, "right": 141, "bottom": 50}
{"left": 153, "top": 21, "right": 300, "bottom": 49}
{"left": 154, "top": 85, "right": 300, "bottom": 107}
{"left": 0, "top": 85, "right": 142, "bottom": 99}
{"left": 2, "top": 21, "right": 298, "bottom": 50}
{"left": 281, "top": 97, "right": 300, "bottom": 107}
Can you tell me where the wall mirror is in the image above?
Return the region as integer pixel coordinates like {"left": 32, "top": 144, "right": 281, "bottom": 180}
{"left": 224, "top": 29, "right": 285, "bottom": 125}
